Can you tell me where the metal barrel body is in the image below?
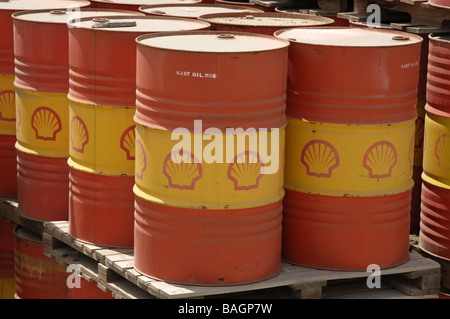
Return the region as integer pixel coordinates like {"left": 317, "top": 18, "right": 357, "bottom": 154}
{"left": 214, "top": 0, "right": 272, "bottom": 12}
{"left": 12, "top": 8, "right": 137, "bottom": 221}
{"left": 139, "top": 3, "right": 263, "bottom": 19}
{"left": 0, "top": 219, "right": 15, "bottom": 299}
{"left": 67, "top": 16, "right": 210, "bottom": 247}
{"left": 348, "top": 21, "right": 431, "bottom": 235}
{"left": 198, "top": 12, "right": 334, "bottom": 36}
{"left": 1, "top": 1, "right": 91, "bottom": 196}
{"left": 14, "top": 226, "right": 69, "bottom": 299}
{"left": 275, "top": 27, "right": 422, "bottom": 270}
{"left": 134, "top": 31, "right": 289, "bottom": 285}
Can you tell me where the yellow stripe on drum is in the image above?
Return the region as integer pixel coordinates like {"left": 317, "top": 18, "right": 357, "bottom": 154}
{"left": 422, "top": 112, "right": 450, "bottom": 189}
{"left": 0, "top": 74, "right": 16, "bottom": 136}
{"left": 15, "top": 87, "right": 68, "bottom": 158}
{"left": 0, "top": 277, "right": 15, "bottom": 299}
{"left": 68, "top": 100, "right": 136, "bottom": 177}
{"left": 284, "top": 117, "right": 415, "bottom": 197}
{"left": 134, "top": 123, "right": 285, "bottom": 210}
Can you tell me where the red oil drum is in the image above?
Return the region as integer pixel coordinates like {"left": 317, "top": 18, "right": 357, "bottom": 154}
{"left": 12, "top": 8, "right": 141, "bottom": 221}
{"left": 90, "top": 0, "right": 201, "bottom": 11}
{"left": 426, "top": 33, "right": 450, "bottom": 117}
{"left": 199, "top": 12, "right": 334, "bottom": 35}
{"left": 139, "top": 3, "right": 263, "bottom": 18}
{"left": 14, "top": 226, "right": 69, "bottom": 299}
{"left": 0, "top": 219, "right": 15, "bottom": 299}
{"left": 275, "top": 27, "right": 422, "bottom": 270}
{"left": 349, "top": 21, "right": 430, "bottom": 235}
{"left": 275, "top": 6, "right": 350, "bottom": 26}
{"left": 67, "top": 16, "right": 210, "bottom": 248}
{"left": 420, "top": 109, "right": 450, "bottom": 261}
{"left": 134, "top": 31, "right": 289, "bottom": 285}
{"left": 420, "top": 180, "right": 450, "bottom": 260}
{"left": 0, "top": 0, "right": 90, "bottom": 197}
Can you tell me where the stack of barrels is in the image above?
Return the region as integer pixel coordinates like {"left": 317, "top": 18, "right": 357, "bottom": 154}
{"left": 419, "top": 32, "right": 450, "bottom": 290}
{"left": 275, "top": 27, "right": 422, "bottom": 270}
{"left": 66, "top": 15, "right": 209, "bottom": 248}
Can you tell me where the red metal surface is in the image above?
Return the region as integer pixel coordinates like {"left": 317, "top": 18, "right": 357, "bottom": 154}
{"left": 274, "top": 27, "right": 422, "bottom": 124}
{"left": 135, "top": 31, "right": 289, "bottom": 131}
{"left": 69, "top": 168, "right": 135, "bottom": 247}
{"left": 282, "top": 188, "right": 411, "bottom": 270}
{"left": 1, "top": 0, "right": 90, "bottom": 74}
{"left": 0, "top": 219, "right": 15, "bottom": 278}
{"left": 199, "top": 12, "right": 334, "bottom": 36}
{"left": 68, "top": 279, "right": 114, "bottom": 299}
{"left": 134, "top": 194, "right": 282, "bottom": 285}
{"left": 16, "top": 150, "right": 69, "bottom": 221}
{"left": 14, "top": 226, "right": 69, "bottom": 299}
{"left": 68, "top": 16, "right": 210, "bottom": 107}
{"left": 13, "top": 9, "right": 141, "bottom": 94}
{"left": 0, "top": 135, "right": 17, "bottom": 197}
{"left": 429, "top": 0, "right": 450, "bottom": 9}
{"left": 0, "top": 9, "right": 15, "bottom": 75}
{"left": 419, "top": 180, "right": 450, "bottom": 260}
{"left": 426, "top": 33, "right": 450, "bottom": 117}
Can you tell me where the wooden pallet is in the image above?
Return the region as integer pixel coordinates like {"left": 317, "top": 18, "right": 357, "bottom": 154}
{"left": 43, "top": 220, "right": 441, "bottom": 299}
{"left": 0, "top": 197, "right": 43, "bottom": 236}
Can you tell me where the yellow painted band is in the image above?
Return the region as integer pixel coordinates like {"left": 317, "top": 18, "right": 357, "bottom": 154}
{"left": 0, "top": 277, "right": 15, "bottom": 299}
{"left": 134, "top": 123, "right": 285, "bottom": 210}
{"left": 0, "top": 75, "right": 16, "bottom": 136}
{"left": 284, "top": 117, "right": 415, "bottom": 197}
{"left": 15, "top": 87, "right": 69, "bottom": 158}
{"left": 422, "top": 112, "right": 450, "bottom": 188}
{"left": 68, "top": 100, "right": 136, "bottom": 177}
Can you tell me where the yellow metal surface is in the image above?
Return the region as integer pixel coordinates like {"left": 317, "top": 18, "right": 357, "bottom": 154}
{"left": 284, "top": 117, "right": 415, "bottom": 197}
{"left": 0, "top": 277, "right": 15, "bottom": 299}
{"left": 422, "top": 112, "right": 450, "bottom": 189}
{"left": 68, "top": 100, "right": 136, "bottom": 176}
{"left": 134, "top": 124, "right": 285, "bottom": 210}
{"left": 15, "top": 87, "right": 68, "bottom": 158}
{"left": 0, "top": 75, "right": 16, "bottom": 136}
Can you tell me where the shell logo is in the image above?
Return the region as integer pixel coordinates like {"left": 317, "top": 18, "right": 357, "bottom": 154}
{"left": 71, "top": 115, "right": 89, "bottom": 153}
{"left": 31, "top": 106, "right": 62, "bottom": 141}
{"left": 120, "top": 125, "right": 136, "bottom": 161}
{"left": 363, "top": 141, "right": 397, "bottom": 178}
{"left": 163, "top": 150, "right": 202, "bottom": 190}
{"left": 0, "top": 90, "right": 15, "bottom": 122}
{"left": 135, "top": 139, "right": 147, "bottom": 181}
{"left": 435, "top": 134, "right": 450, "bottom": 169}
{"left": 301, "top": 139, "right": 339, "bottom": 178}
{"left": 227, "top": 151, "right": 264, "bottom": 191}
